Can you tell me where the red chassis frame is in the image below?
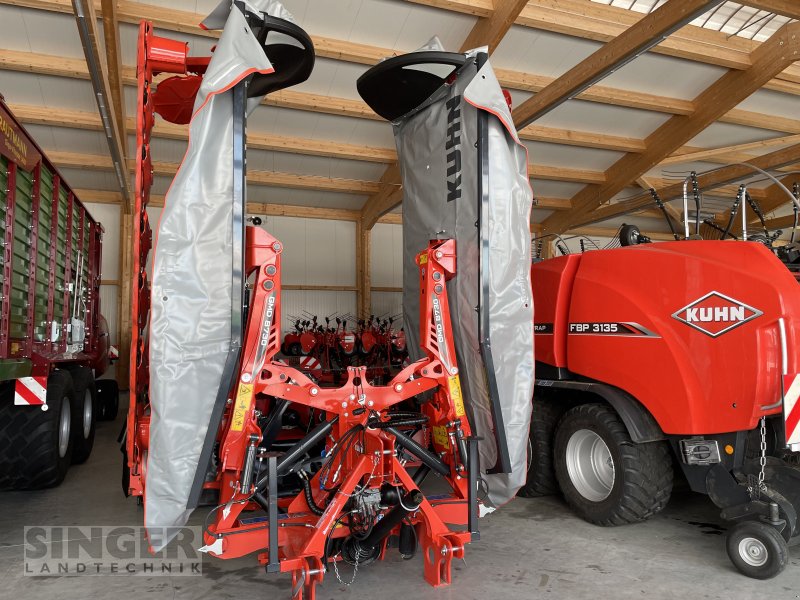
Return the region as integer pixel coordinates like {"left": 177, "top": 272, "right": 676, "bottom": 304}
{"left": 205, "top": 231, "right": 475, "bottom": 599}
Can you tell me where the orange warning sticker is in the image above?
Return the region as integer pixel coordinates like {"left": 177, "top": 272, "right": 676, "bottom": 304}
{"left": 230, "top": 383, "right": 253, "bottom": 432}
{"left": 448, "top": 375, "right": 465, "bottom": 417}
{"left": 433, "top": 425, "right": 450, "bottom": 449}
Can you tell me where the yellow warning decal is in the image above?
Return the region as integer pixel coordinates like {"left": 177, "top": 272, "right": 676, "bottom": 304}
{"left": 230, "top": 383, "right": 253, "bottom": 432}
{"left": 419, "top": 253, "right": 428, "bottom": 265}
{"left": 433, "top": 425, "right": 450, "bottom": 449}
{"left": 448, "top": 375, "right": 465, "bottom": 417}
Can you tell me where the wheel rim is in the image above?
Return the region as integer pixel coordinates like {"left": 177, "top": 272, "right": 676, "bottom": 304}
{"left": 738, "top": 537, "right": 768, "bottom": 567}
{"left": 82, "top": 388, "right": 93, "bottom": 439}
{"left": 565, "top": 428, "right": 615, "bottom": 502}
{"left": 58, "top": 396, "right": 71, "bottom": 458}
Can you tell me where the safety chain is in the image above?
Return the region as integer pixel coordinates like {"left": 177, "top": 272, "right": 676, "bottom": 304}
{"left": 331, "top": 551, "right": 359, "bottom": 586}
{"left": 747, "top": 416, "right": 768, "bottom": 499}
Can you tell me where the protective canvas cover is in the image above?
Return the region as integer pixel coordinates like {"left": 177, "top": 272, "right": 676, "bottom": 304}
{"left": 145, "top": 1, "right": 286, "bottom": 549}
{"left": 396, "top": 49, "right": 534, "bottom": 508}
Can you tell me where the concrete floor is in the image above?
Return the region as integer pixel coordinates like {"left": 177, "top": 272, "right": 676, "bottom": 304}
{"left": 1, "top": 399, "right": 799, "bottom": 600}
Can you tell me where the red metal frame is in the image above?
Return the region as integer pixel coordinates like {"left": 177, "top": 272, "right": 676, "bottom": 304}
{"left": 127, "top": 21, "right": 208, "bottom": 496}
{"left": 204, "top": 232, "right": 472, "bottom": 599}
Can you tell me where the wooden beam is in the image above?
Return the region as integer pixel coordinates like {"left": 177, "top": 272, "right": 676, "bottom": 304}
{"left": 757, "top": 175, "right": 800, "bottom": 216}
{"left": 12, "top": 101, "right": 794, "bottom": 183}
{"left": 71, "top": 0, "right": 132, "bottom": 211}
{"left": 100, "top": 0, "right": 125, "bottom": 144}
{"left": 377, "top": 213, "right": 403, "bottom": 225}
{"left": 81, "top": 189, "right": 408, "bottom": 226}
{"left": 459, "top": 0, "right": 529, "bottom": 53}
{"left": 519, "top": 124, "right": 644, "bottom": 152}
{"left": 406, "top": 0, "right": 492, "bottom": 17}
{"left": 283, "top": 284, "right": 357, "bottom": 292}
{"left": 567, "top": 226, "right": 676, "bottom": 242}
{"left": 662, "top": 134, "right": 800, "bottom": 166}
{"left": 535, "top": 197, "right": 572, "bottom": 210}
{"left": 356, "top": 221, "right": 372, "bottom": 317}
{"left": 116, "top": 209, "right": 132, "bottom": 389}
{"left": 150, "top": 118, "right": 396, "bottom": 163}
{"left": 512, "top": 0, "right": 723, "bottom": 127}
{"left": 48, "top": 150, "right": 382, "bottom": 194}
{"left": 247, "top": 203, "right": 360, "bottom": 221}
{"left": 9, "top": 102, "right": 395, "bottom": 163}
{"left": 742, "top": 1, "right": 800, "bottom": 20}
{"left": 531, "top": 164, "right": 605, "bottom": 184}
{"left": 545, "top": 22, "right": 800, "bottom": 234}
{"left": 4, "top": 44, "right": 800, "bottom": 137}
{"left": 361, "top": 164, "right": 403, "bottom": 230}
{"left": 763, "top": 214, "right": 798, "bottom": 230}
{"left": 9, "top": 103, "right": 642, "bottom": 176}
{"left": 9, "top": 101, "right": 796, "bottom": 179}
{"left": 585, "top": 143, "right": 800, "bottom": 226}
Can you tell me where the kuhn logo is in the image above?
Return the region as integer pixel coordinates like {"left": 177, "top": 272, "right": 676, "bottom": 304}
{"left": 672, "top": 292, "right": 763, "bottom": 338}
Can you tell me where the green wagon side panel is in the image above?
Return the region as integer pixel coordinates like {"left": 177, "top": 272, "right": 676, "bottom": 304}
{"left": 34, "top": 166, "right": 54, "bottom": 342}
{"left": 53, "top": 187, "right": 68, "bottom": 326}
{"left": 0, "top": 156, "right": 6, "bottom": 261}
{"left": 10, "top": 168, "right": 34, "bottom": 340}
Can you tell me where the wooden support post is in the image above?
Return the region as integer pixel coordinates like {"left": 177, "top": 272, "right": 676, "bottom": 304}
{"left": 117, "top": 210, "right": 133, "bottom": 390}
{"left": 356, "top": 221, "right": 372, "bottom": 318}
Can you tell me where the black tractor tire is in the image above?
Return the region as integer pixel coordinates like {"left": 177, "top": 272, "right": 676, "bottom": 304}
{"left": 96, "top": 379, "right": 119, "bottom": 421}
{"left": 0, "top": 370, "right": 75, "bottom": 489}
{"left": 68, "top": 366, "right": 97, "bottom": 464}
{"left": 518, "top": 397, "right": 564, "bottom": 498}
{"left": 726, "top": 521, "right": 788, "bottom": 579}
{"left": 553, "top": 403, "right": 673, "bottom": 526}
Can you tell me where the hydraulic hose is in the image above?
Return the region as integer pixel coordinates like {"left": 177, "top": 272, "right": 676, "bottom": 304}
{"left": 299, "top": 472, "right": 325, "bottom": 516}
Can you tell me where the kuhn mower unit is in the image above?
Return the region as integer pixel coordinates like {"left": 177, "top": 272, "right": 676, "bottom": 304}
{"left": 125, "top": 2, "right": 533, "bottom": 598}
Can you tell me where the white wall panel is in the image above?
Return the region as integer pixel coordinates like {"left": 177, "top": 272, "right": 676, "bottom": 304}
{"left": 280, "top": 291, "right": 356, "bottom": 332}
{"left": 370, "top": 223, "right": 402, "bottom": 288}
{"left": 253, "top": 215, "right": 356, "bottom": 287}
{"left": 371, "top": 292, "right": 403, "bottom": 328}
{"left": 99, "top": 284, "right": 119, "bottom": 381}
{"left": 85, "top": 203, "right": 121, "bottom": 280}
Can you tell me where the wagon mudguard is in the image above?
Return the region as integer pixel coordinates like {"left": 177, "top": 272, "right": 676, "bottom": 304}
{"left": 358, "top": 40, "right": 535, "bottom": 507}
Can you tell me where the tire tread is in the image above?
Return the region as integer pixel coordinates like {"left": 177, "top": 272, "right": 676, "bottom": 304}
{"left": 555, "top": 403, "right": 673, "bottom": 526}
